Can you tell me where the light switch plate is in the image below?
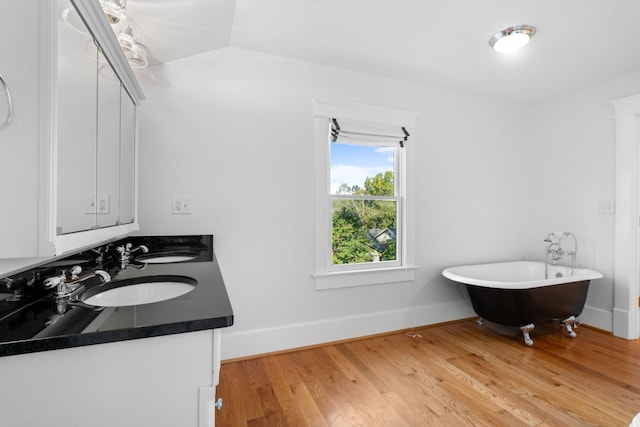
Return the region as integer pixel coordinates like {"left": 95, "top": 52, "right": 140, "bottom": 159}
{"left": 85, "top": 196, "right": 96, "bottom": 214}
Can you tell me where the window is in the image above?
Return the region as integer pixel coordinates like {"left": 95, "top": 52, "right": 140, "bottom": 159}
{"left": 330, "top": 122, "right": 402, "bottom": 270}
{"left": 313, "top": 98, "right": 417, "bottom": 289}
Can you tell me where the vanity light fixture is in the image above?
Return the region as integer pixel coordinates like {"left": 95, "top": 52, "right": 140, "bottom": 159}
{"left": 117, "top": 24, "right": 149, "bottom": 69}
{"left": 100, "top": 0, "right": 127, "bottom": 26}
{"left": 489, "top": 25, "right": 536, "bottom": 53}
{"left": 61, "top": 0, "right": 152, "bottom": 76}
{"left": 99, "top": 0, "right": 150, "bottom": 71}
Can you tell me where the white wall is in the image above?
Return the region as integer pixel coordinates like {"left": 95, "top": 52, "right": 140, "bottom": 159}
{"left": 527, "top": 70, "right": 640, "bottom": 331}
{"left": 138, "top": 47, "right": 532, "bottom": 359}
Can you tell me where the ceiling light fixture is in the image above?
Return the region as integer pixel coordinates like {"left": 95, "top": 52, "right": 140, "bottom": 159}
{"left": 489, "top": 25, "right": 536, "bottom": 53}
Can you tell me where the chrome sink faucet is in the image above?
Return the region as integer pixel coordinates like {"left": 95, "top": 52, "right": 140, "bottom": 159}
{"left": 116, "top": 243, "right": 149, "bottom": 267}
{"left": 43, "top": 266, "right": 111, "bottom": 298}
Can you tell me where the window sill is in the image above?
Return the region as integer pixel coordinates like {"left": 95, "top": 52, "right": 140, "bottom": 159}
{"left": 312, "top": 266, "right": 418, "bottom": 290}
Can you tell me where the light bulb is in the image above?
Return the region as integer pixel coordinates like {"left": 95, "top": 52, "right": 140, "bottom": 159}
{"left": 493, "top": 33, "right": 530, "bottom": 53}
{"left": 489, "top": 25, "right": 537, "bottom": 53}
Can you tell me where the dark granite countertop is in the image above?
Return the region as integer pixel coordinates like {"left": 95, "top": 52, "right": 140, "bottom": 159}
{"left": 0, "top": 235, "right": 234, "bottom": 357}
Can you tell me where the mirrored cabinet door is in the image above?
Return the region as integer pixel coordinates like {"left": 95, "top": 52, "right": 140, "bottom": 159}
{"left": 119, "top": 89, "right": 136, "bottom": 225}
{"left": 56, "top": 0, "right": 98, "bottom": 235}
{"left": 96, "top": 56, "right": 122, "bottom": 228}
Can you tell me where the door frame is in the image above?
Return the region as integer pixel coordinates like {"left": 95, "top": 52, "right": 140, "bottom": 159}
{"left": 612, "top": 92, "right": 640, "bottom": 339}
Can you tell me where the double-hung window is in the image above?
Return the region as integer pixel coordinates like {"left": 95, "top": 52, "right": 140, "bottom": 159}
{"left": 313, "top": 98, "right": 417, "bottom": 290}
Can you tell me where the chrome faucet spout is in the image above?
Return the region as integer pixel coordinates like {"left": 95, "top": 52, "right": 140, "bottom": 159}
{"left": 116, "top": 243, "right": 149, "bottom": 267}
{"left": 43, "top": 267, "right": 111, "bottom": 297}
{"left": 70, "top": 269, "right": 111, "bottom": 286}
{"left": 131, "top": 245, "right": 149, "bottom": 254}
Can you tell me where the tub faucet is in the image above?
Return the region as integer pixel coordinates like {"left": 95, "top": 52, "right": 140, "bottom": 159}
{"left": 544, "top": 242, "right": 563, "bottom": 264}
{"left": 543, "top": 232, "right": 577, "bottom": 277}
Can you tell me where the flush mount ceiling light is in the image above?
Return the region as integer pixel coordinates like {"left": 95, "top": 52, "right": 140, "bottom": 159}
{"left": 489, "top": 25, "right": 536, "bottom": 53}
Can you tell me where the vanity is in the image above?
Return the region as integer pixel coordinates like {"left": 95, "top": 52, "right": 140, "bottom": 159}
{"left": 0, "top": 235, "right": 234, "bottom": 426}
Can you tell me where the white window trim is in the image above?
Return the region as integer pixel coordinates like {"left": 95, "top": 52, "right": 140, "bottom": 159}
{"left": 312, "top": 97, "right": 418, "bottom": 290}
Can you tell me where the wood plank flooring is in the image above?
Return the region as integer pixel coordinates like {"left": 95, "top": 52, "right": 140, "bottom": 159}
{"left": 215, "top": 320, "right": 640, "bottom": 426}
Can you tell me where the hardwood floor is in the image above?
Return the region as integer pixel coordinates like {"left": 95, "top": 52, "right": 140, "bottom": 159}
{"left": 216, "top": 320, "right": 640, "bottom": 426}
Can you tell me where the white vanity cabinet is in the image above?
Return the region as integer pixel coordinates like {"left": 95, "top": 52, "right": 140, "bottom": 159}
{"left": 0, "top": 330, "right": 223, "bottom": 427}
{"left": 0, "top": 0, "right": 143, "bottom": 261}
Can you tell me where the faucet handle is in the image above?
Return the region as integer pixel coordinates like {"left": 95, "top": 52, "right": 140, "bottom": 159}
{"left": 43, "top": 275, "right": 64, "bottom": 289}
{"left": 67, "top": 265, "right": 82, "bottom": 279}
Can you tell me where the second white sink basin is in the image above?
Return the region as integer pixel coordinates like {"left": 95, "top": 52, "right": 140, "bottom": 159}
{"left": 79, "top": 276, "right": 197, "bottom": 307}
{"left": 134, "top": 252, "right": 198, "bottom": 264}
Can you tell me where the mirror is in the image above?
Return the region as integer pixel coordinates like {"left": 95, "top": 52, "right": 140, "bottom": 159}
{"left": 119, "top": 88, "right": 136, "bottom": 225}
{"left": 56, "top": 0, "right": 98, "bottom": 235}
{"left": 56, "top": 0, "right": 137, "bottom": 235}
{"left": 96, "top": 53, "right": 121, "bottom": 228}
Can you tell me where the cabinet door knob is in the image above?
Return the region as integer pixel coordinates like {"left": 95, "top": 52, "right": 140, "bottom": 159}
{"left": 214, "top": 398, "right": 223, "bottom": 410}
{"left": 0, "top": 74, "right": 14, "bottom": 130}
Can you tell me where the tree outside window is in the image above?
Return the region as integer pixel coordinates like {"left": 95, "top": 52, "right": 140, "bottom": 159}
{"left": 330, "top": 143, "right": 400, "bottom": 267}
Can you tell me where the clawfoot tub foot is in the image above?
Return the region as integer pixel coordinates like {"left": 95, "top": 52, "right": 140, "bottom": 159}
{"left": 561, "top": 315, "right": 578, "bottom": 338}
{"left": 520, "top": 323, "right": 535, "bottom": 346}
{"left": 476, "top": 318, "right": 484, "bottom": 327}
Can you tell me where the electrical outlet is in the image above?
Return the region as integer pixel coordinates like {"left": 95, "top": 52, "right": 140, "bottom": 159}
{"left": 172, "top": 196, "right": 192, "bottom": 214}
{"left": 598, "top": 201, "right": 615, "bottom": 215}
{"left": 97, "top": 194, "right": 110, "bottom": 214}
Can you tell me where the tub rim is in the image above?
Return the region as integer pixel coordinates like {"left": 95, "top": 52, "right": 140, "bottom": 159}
{"left": 442, "top": 260, "right": 603, "bottom": 290}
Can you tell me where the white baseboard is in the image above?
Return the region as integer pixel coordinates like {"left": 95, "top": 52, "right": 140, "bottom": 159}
{"left": 580, "top": 304, "right": 613, "bottom": 332}
{"left": 613, "top": 307, "right": 631, "bottom": 338}
{"left": 220, "top": 300, "right": 474, "bottom": 360}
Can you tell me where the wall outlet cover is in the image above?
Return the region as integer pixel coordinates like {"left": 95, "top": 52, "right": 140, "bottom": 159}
{"left": 598, "top": 201, "right": 615, "bottom": 215}
{"left": 97, "top": 194, "right": 110, "bottom": 214}
{"left": 172, "top": 196, "right": 192, "bottom": 214}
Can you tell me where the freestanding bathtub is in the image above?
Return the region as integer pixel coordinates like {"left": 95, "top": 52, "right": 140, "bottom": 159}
{"left": 442, "top": 261, "right": 603, "bottom": 346}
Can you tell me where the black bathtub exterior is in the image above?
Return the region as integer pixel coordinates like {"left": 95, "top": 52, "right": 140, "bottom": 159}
{"left": 464, "top": 280, "right": 591, "bottom": 327}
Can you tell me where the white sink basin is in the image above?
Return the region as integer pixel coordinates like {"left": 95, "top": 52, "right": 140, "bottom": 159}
{"left": 79, "top": 276, "right": 197, "bottom": 307}
{"left": 134, "top": 252, "right": 198, "bottom": 264}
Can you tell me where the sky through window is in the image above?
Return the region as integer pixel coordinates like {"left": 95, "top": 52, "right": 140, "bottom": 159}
{"left": 330, "top": 143, "right": 395, "bottom": 194}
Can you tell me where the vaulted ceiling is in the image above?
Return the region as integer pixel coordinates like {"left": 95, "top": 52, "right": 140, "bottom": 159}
{"left": 126, "top": 0, "right": 640, "bottom": 104}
